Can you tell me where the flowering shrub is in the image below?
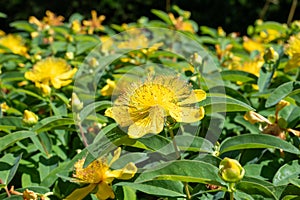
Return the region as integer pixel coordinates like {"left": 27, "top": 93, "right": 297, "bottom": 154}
{"left": 0, "top": 6, "right": 300, "bottom": 200}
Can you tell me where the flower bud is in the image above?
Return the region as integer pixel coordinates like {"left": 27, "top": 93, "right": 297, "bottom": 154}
{"left": 101, "top": 79, "right": 116, "bottom": 96}
{"left": 71, "top": 93, "right": 83, "bottom": 112}
{"left": 263, "top": 47, "right": 279, "bottom": 64}
{"left": 219, "top": 157, "right": 245, "bottom": 183}
{"left": 23, "top": 110, "right": 39, "bottom": 125}
{"left": 23, "top": 189, "right": 38, "bottom": 200}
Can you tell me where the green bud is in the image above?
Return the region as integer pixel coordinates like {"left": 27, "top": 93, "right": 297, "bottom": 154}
{"left": 263, "top": 47, "right": 279, "bottom": 64}
{"left": 219, "top": 157, "right": 245, "bottom": 183}
{"left": 278, "top": 117, "right": 288, "bottom": 129}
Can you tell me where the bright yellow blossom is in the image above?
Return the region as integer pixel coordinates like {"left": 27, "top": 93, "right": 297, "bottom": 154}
{"left": 168, "top": 13, "right": 195, "bottom": 33}
{"left": 285, "top": 33, "right": 300, "bottom": 72}
{"left": 105, "top": 75, "right": 206, "bottom": 138}
{"left": 65, "top": 148, "right": 137, "bottom": 200}
{"left": 25, "top": 57, "right": 77, "bottom": 91}
{"left": 101, "top": 79, "right": 116, "bottom": 96}
{"left": 83, "top": 10, "right": 105, "bottom": 34}
{"left": 0, "top": 34, "right": 28, "bottom": 56}
{"left": 243, "top": 36, "right": 265, "bottom": 53}
{"left": 236, "top": 57, "right": 264, "bottom": 77}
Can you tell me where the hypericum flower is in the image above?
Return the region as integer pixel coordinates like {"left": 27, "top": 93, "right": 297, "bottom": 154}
{"left": 244, "top": 100, "right": 299, "bottom": 139}
{"left": 0, "top": 34, "right": 28, "bottom": 56}
{"left": 235, "top": 57, "right": 264, "bottom": 77}
{"left": 219, "top": 157, "right": 245, "bottom": 183}
{"left": 65, "top": 148, "right": 137, "bottom": 200}
{"left": 243, "top": 36, "right": 265, "bottom": 53}
{"left": 101, "top": 79, "right": 116, "bottom": 96}
{"left": 29, "top": 10, "right": 64, "bottom": 30}
{"left": 105, "top": 75, "right": 206, "bottom": 138}
{"left": 1, "top": 102, "right": 9, "bottom": 112}
{"left": 284, "top": 33, "right": 300, "bottom": 72}
{"left": 259, "top": 29, "right": 281, "bottom": 43}
{"left": 168, "top": 13, "right": 195, "bottom": 33}
{"left": 83, "top": 10, "right": 105, "bottom": 34}
{"left": 23, "top": 110, "right": 38, "bottom": 125}
{"left": 25, "top": 57, "right": 77, "bottom": 91}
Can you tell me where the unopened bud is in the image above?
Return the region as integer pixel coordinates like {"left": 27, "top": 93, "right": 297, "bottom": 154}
{"left": 264, "top": 47, "right": 279, "bottom": 64}
{"left": 219, "top": 157, "right": 245, "bottom": 183}
{"left": 23, "top": 110, "right": 39, "bottom": 125}
{"left": 72, "top": 93, "right": 83, "bottom": 112}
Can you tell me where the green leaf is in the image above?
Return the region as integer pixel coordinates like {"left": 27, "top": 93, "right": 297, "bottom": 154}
{"left": 79, "top": 101, "right": 112, "bottom": 120}
{"left": 236, "top": 181, "right": 277, "bottom": 200}
{"left": 9, "top": 21, "right": 35, "bottom": 32}
{"left": 6, "top": 154, "right": 22, "bottom": 185}
{"left": 0, "top": 117, "right": 23, "bottom": 131}
{"left": 175, "top": 135, "right": 214, "bottom": 153}
{"left": 265, "top": 81, "right": 300, "bottom": 107}
{"left": 32, "top": 116, "right": 74, "bottom": 133}
{"left": 122, "top": 186, "right": 137, "bottom": 200}
{"left": 219, "top": 134, "right": 300, "bottom": 155}
{"left": 199, "top": 95, "right": 254, "bottom": 113}
{"left": 135, "top": 160, "right": 224, "bottom": 185}
{"left": 117, "top": 180, "right": 185, "bottom": 197}
{"left": 9, "top": 89, "right": 45, "bottom": 101}
{"left": 0, "top": 131, "right": 36, "bottom": 152}
{"left": 0, "top": 12, "right": 7, "bottom": 18}
{"left": 220, "top": 70, "right": 258, "bottom": 83}
{"left": 273, "top": 160, "right": 300, "bottom": 186}
{"left": 151, "top": 9, "right": 172, "bottom": 24}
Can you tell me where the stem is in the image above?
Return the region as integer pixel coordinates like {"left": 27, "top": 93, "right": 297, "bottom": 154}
{"left": 169, "top": 127, "right": 180, "bottom": 159}
{"left": 166, "top": 0, "right": 171, "bottom": 11}
{"left": 260, "top": 0, "right": 271, "bottom": 20}
{"left": 184, "top": 182, "right": 192, "bottom": 200}
{"left": 229, "top": 191, "right": 234, "bottom": 200}
{"left": 287, "top": 0, "right": 298, "bottom": 25}
{"left": 76, "top": 114, "right": 88, "bottom": 147}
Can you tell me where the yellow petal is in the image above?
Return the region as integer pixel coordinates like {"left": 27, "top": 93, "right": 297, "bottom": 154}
{"left": 178, "top": 89, "right": 206, "bottom": 105}
{"left": 106, "top": 162, "right": 137, "bottom": 181}
{"left": 285, "top": 54, "right": 300, "bottom": 72}
{"left": 109, "top": 147, "right": 121, "bottom": 166}
{"left": 95, "top": 182, "right": 115, "bottom": 200}
{"left": 64, "top": 183, "right": 97, "bottom": 200}
{"left": 105, "top": 106, "right": 133, "bottom": 127}
{"left": 128, "top": 106, "right": 165, "bottom": 138}
{"left": 170, "top": 106, "right": 205, "bottom": 123}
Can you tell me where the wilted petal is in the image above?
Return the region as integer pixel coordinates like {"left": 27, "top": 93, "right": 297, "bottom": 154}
{"left": 178, "top": 89, "right": 206, "bottom": 105}
{"left": 106, "top": 162, "right": 137, "bottom": 182}
{"left": 244, "top": 111, "right": 270, "bottom": 124}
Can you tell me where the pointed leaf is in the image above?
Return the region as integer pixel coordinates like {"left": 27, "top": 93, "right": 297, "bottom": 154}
{"left": 219, "top": 134, "right": 300, "bottom": 155}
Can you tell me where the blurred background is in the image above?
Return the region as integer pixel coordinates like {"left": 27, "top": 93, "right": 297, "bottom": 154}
{"left": 0, "top": 0, "right": 299, "bottom": 34}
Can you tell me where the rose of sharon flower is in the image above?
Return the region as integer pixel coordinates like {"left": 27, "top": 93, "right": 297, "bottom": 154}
{"left": 65, "top": 148, "right": 137, "bottom": 200}
{"left": 105, "top": 75, "right": 206, "bottom": 138}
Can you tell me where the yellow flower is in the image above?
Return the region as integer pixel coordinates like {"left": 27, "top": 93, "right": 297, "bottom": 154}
{"left": 65, "top": 148, "right": 137, "bottom": 200}
{"left": 43, "top": 10, "right": 64, "bottom": 26}
{"left": 259, "top": 29, "right": 281, "bottom": 43}
{"left": 105, "top": 75, "right": 206, "bottom": 138}
{"left": 263, "top": 47, "right": 279, "bottom": 64}
{"left": 101, "top": 79, "right": 116, "bottom": 96}
{"left": 285, "top": 33, "right": 300, "bottom": 72}
{"left": 83, "top": 10, "right": 105, "bottom": 34}
{"left": 1, "top": 102, "right": 9, "bottom": 112}
{"left": 23, "top": 110, "right": 38, "bottom": 125}
{"left": 25, "top": 57, "right": 77, "bottom": 90}
{"left": 168, "top": 13, "right": 195, "bottom": 33}
{"left": 243, "top": 36, "right": 265, "bottom": 53}
{"left": 100, "top": 36, "right": 113, "bottom": 54}
{"left": 0, "top": 34, "right": 28, "bottom": 56}
{"left": 219, "top": 157, "right": 245, "bottom": 183}
{"left": 118, "top": 33, "right": 149, "bottom": 50}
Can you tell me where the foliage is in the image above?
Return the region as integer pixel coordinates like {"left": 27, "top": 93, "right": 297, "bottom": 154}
{"left": 0, "top": 5, "right": 300, "bottom": 200}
